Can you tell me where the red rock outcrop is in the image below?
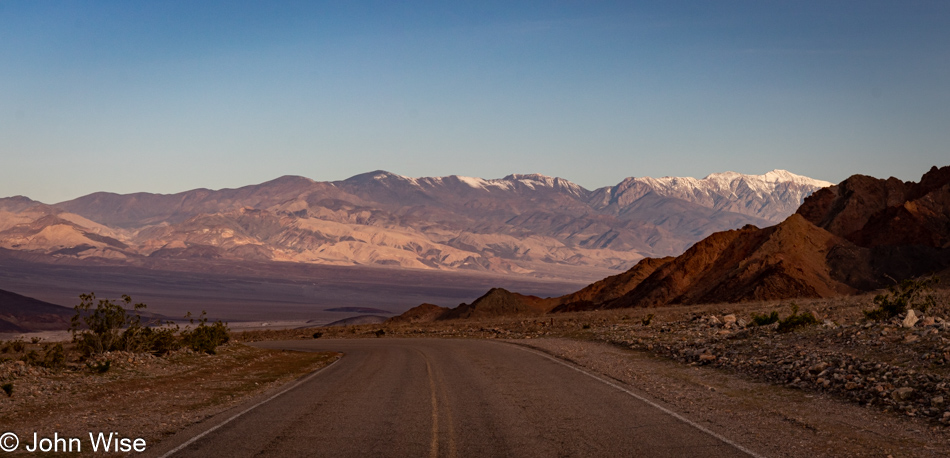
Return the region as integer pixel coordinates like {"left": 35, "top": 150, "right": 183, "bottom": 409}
{"left": 603, "top": 214, "right": 856, "bottom": 308}
{"left": 798, "top": 165, "right": 950, "bottom": 248}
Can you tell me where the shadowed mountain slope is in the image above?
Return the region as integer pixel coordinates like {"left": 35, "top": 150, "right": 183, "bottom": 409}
{"left": 0, "top": 289, "right": 74, "bottom": 332}
{"left": 798, "top": 165, "right": 950, "bottom": 248}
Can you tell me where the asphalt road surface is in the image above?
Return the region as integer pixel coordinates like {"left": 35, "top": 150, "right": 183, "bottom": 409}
{"left": 153, "top": 339, "right": 758, "bottom": 458}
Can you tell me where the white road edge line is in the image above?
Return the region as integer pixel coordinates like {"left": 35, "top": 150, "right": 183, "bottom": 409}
{"left": 157, "top": 357, "right": 341, "bottom": 458}
{"left": 511, "top": 344, "right": 766, "bottom": 458}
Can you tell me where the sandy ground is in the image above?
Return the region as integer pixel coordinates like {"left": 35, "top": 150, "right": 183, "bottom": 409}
{"left": 1, "top": 320, "right": 315, "bottom": 343}
{"left": 0, "top": 344, "right": 338, "bottom": 456}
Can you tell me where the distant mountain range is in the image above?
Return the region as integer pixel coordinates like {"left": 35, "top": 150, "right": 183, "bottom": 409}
{"left": 0, "top": 169, "right": 831, "bottom": 281}
{"left": 391, "top": 165, "right": 950, "bottom": 322}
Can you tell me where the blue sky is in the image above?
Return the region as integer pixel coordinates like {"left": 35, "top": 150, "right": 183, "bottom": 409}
{"left": 1, "top": 1, "right": 948, "bottom": 203}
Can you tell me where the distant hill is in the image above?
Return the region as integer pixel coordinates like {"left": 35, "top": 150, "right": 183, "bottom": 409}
{"left": 386, "top": 303, "right": 450, "bottom": 324}
{"left": 324, "top": 307, "right": 391, "bottom": 314}
{"left": 0, "top": 289, "right": 74, "bottom": 332}
{"left": 0, "top": 169, "right": 830, "bottom": 282}
{"left": 323, "top": 315, "right": 389, "bottom": 327}
{"left": 440, "top": 288, "right": 553, "bottom": 320}
{"left": 389, "top": 288, "right": 559, "bottom": 323}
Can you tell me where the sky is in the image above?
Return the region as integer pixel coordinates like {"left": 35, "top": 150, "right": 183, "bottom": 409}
{"left": 1, "top": 1, "right": 948, "bottom": 203}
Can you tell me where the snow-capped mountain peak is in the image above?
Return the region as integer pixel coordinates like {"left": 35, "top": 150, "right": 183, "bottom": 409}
{"left": 702, "top": 169, "right": 832, "bottom": 189}
{"left": 594, "top": 169, "right": 833, "bottom": 223}
{"left": 344, "top": 170, "right": 588, "bottom": 197}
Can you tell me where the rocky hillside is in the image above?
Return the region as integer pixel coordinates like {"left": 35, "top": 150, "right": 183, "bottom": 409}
{"left": 797, "top": 165, "right": 950, "bottom": 248}
{"left": 550, "top": 257, "right": 675, "bottom": 312}
{"left": 0, "top": 169, "right": 830, "bottom": 281}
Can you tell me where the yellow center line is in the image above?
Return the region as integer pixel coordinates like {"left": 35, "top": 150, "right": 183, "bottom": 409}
{"left": 438, "top": 372, "right": 457, "bottom": 458}
{"left": 425, "top": 357, "right": 439, "bottom": 458}
{"left": 422, "top": 350, "right": 457, "bottom": 458}
{"left": 428, "top": 360, "right": 458, "bottom": 458}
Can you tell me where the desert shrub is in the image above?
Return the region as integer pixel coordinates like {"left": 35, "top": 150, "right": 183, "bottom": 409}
{"left": 30, "top": 337, "right": 41, "bottom": 344}
{"left": 41, "top": 343, "right": 66, "bottom": 368}
{"left": 374, "top": 329, "right": 385, "bottom": 337}
{"left": 312, "top": 332, "right": 323, "bottom": 339}
{"left": 865, "top": 276, "right": 939, "bottom": 321}
{"left": 21, "top": 350, "right": 40, "bottom": 366}
{"left": 71, "top": 293, "right": 150, "bottom": 356}
{"left": 87, "top": 360, "right": 111, "bottom": 373}
{"left": 777, "top": 304, "right": 819, "bottom": 333}
{"left": 751, "top": 311, "right": 780, "bottom": 326}
{"left": 4, "top": 338, "right": 26, "bottom": 353}
{"left": 148, "top": 326, "right": 182, "bottom": 356}
{"left": 180, "top": 311, "right": 230, "bottom": 354}
{"left": 2, "top": 383, "right": 12, "bottom": 397}
{"left": 119, "top": 326, "right": 150, "bottom": 354}
{"left": 71, "top": 293, "right": 191, "bottom": 356}
{"left": 641, "top": 314, "right": 655, "bottom": 326}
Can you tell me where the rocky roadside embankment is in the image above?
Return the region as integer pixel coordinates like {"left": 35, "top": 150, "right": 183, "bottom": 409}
{"left": 605, "top": 309, "right": 950, "bottom": 424}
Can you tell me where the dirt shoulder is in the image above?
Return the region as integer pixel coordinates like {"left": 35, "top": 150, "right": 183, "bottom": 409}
{"left": 518, "top": 338, "right": 950, "bottom": 458}
{"left": 0, "top": 344, "right": 338, "bottom": 456}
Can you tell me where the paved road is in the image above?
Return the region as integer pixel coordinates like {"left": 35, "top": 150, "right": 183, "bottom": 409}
{"left": 154, "top": 339, "right": 757, "bottom": 458}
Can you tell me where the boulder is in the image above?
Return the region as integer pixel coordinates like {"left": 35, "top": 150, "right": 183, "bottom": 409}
{"left": 903, "top": 310, "right": 919, "bottom": 328}
{"left": 892, "top": 387, "right": 915, "bottom": 401}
